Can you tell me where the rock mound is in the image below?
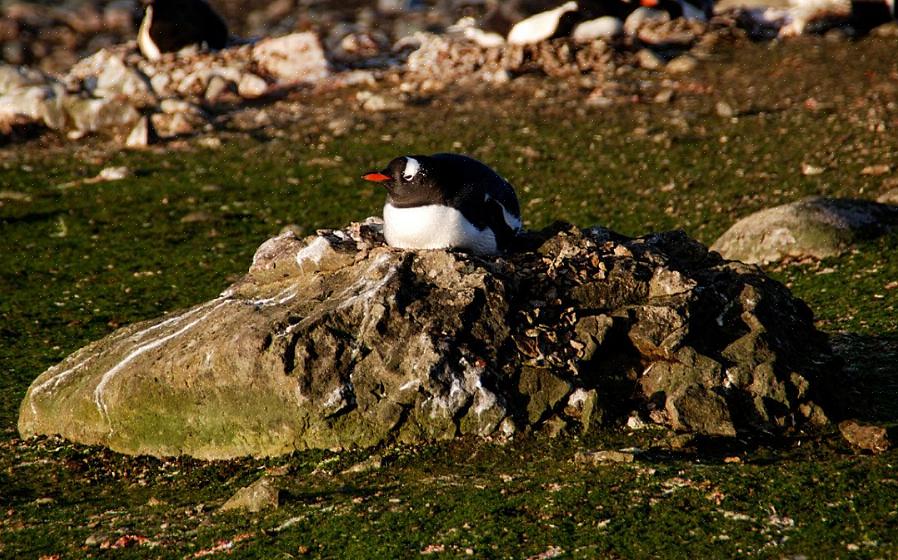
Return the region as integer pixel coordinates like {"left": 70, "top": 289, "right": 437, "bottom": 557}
{"left": 19, "top": 219, "right": 835, "bottom": 458}
{"left": 712, "top": 197, "right": 898, "bottom": 264}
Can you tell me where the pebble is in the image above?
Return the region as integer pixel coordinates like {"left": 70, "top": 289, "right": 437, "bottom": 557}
{"left": 237, "top": 73, "right": 269, "bottom": 99}
{"left": 125, "top": 116, "right": 152, "bottom": 148}
{"left": 575, "top": 450, "right": 636, "bottom": 465}
{"left": 636, "top": 49, "right": 664, "bottom": 70}
{"left": 666, "top": 55, "right": 698, "bottom": 74}
{"left": 715, "top": 101, "right": 735, "bottom": 118}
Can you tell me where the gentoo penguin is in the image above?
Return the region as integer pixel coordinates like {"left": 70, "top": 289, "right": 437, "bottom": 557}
{"left": 137, "top": 0, "right": 229, "bottom": 61}
{"left": 507, "top": 0, "right": 643, "bottom": 45}
{"left": 780, "top": 0, "right": 895, "bottom": 35}
{"left": 362, "top": 153, "right": 522, "bottom": 255}
{"left": 507, "top": 1, "right": 582, "bottom": 44}
{"left": 640, "top": 0, "right": 715, "bottom": 20}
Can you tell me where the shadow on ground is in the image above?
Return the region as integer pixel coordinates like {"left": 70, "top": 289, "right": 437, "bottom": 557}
{"left": 832, "top": 333, "right": 898, "bottom": 425}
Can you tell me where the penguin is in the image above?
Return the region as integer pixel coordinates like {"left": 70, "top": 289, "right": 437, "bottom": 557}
{"left": 779, "top": 0, "right": 894, "bottom": 35}
{"left": 507, "top": 0, "right": 643, "bottom": 45}
{"left": 639, "top": 0, "right": 715, "bottom": 20}
{"left": 507, "top": 1, "right": 582, "bottom": 44}
{"left": 362, "top": 153, "right": 522, "bottom": 255}
{"left": 137, "top": 0, "right": 229, "bottom": 61}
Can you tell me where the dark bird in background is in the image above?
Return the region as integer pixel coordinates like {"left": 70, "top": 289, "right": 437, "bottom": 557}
{"left": 137, "top": 0, "right": 229, "bottom": 60}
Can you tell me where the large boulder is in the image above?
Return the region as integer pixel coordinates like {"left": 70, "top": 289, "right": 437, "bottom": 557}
{"left": 712, "top": 197, "right": 898, "bottom": 264}
{"left": 19, "top": 219, "right": 835, "bottom": 458}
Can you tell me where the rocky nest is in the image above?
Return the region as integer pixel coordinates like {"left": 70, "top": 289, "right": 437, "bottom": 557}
{"left": 19, "top": 220, "right": 836, "bottom": 459}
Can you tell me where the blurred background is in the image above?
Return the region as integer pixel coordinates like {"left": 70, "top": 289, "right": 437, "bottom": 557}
{"left": 0, "top": 0, "right": 591, "bottom": 73}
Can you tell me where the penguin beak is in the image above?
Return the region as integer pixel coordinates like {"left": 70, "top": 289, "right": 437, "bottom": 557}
{"left": 641, "top": 0, "right": 659, "bottom": 6}
{"left": 362, "top": 172, "right": 391, "bottom": 183}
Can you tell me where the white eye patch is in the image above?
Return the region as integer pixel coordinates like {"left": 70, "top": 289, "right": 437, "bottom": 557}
{"left": 402, "top": 157, "right": 420, "bottom": 181}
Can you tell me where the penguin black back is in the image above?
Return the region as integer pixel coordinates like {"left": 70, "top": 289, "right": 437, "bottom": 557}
{"left": 143, "top": 0, "right": 229, "bottom": 54}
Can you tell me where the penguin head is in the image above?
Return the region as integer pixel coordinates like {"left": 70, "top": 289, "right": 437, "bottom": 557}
{"left": 362, "top": 155, "right": 445, "bottom": 207}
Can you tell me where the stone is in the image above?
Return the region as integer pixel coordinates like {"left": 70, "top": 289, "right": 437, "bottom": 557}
{"left": 357, "top": 91, "right": 404, "bottom": 112}
{"left": 205, "top": 75, "right": 236, "bottom": 101}
{"left": 237, "top": 73, "right": 269, "bottom": 99}
{"left": 0, "top": 64, "right": 49, "bottom": 95}
{"left": 575, "top": 450, "right": 635, "bottom": 464}
{"left": 636, "top": 49, "right": 664, "bottom": 70}
{"left": 877, "top": 188, "right": 898, "bottom": 205}
{"left": 711, "top": 197, "right": 898, "bottom": 264}
{"left": 0, "top": 83, "right": 67, "bottom": 130}
{"left": 252, "top": 32, "right": 330, "bottom": 84}
{"left": 519, "top": 367, "right": 573, "bottom": 424}
{"left": 716, "top": 100, "right": 735, "bottom": 118}
{"left": 624, "top": 7, "right": 671, "bottom": 36}
{"left": 220, "top": 477, "right": 282, "bottom": 512}
{"left": 64, "top": 96, "right": 140, "bottom": 133}
{"left": 93, "top": 56, "right": 155, "bottom": 106}
{"left": 572, "top": 17, "right": 624, "bottom": 42}
{"left": 839, "top": 420, "right": 890, "bottom": 453}
{"left": 666, "top": 54, "right": 698, "bottom": 74}
{"left": 19, "top": 221, "right": 837, "bottom": 458}
{"left": 125, "top": 116, "right": 154, "bottom": 148}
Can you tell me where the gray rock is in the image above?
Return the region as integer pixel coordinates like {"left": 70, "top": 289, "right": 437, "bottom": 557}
{"left": 93, "top": 56, "right": 155, "bottom": 107}
{"left": 125, "top": 116, "right": 154, "bottom": 148}
{"left": 205, "top": 75, "right": 236, "bottom": 101}
{"left": 0, "top": 83, "right": 67, "bottom": 130}
{"left": 712, "top": 197, "right": 898, "bottom": 264}
{"left": 19, "top": 220, "right": 836, "bottom": 458}
{"left": 877, "top": 188, "right": 898, "bottom": 205}
{"left": 636, "top": 48, "right": 664, "bottom": 70}
{"left": 253, "top": 32, "right": 330, "bottom": 84}
{"left": 237, "top": 73, "right": 269, "bottom": 99}
{"left": 64, "top": 96, "right": 140, "bottom": 133}
{"left": 0, "top": 64, "right": 49, "bottom": 95}
{"left": 666, "top": 54, "right": 698, "bottom": 74}
{"left": 624, "top": 7, "right": 671, "bottom": 36}
{"left": 220, "top": 477, "right": 282, "bottom": 512}
{"left": 838, "top": 420, "right": 890, "bottom": 453}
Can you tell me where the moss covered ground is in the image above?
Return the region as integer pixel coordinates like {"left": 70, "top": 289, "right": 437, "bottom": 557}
{"left": 2, "top": 37, "right": 898, "bottom": 557}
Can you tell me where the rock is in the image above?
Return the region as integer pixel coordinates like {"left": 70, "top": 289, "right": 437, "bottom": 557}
{"left": 220, "top": 477, "right": 282, "bottom": 512}
{"left": 575, "top": 450, "right": 636, "bottom": 464}
{"left": 0, "top": 83, "right": 67, "bottom": 130}
{"left": 253, "top": 32, "right": 330, "bottom": 84}
{"left": 624, "top": 7, "right": 671, "bottom": 36}
{"left": 125, "top": 116, "right": 154, "bottom": 148}
{"left": 0, "top": 64, "right": 49, "bottom": 95}
{"left": 712, "top": 197, "right": 898, "bottom": 264}
{"left": 19, "top": 221, "right": 837, "bottom": 458}
{"left": 715, "top": 100, "right": 735, "bottom": 118}
{"left": 860, "top": 164, "right": 891, "bottom": 176}
{"left": 572, "top": 17, "right": 624, "bottom": 42}
{"left": 65, "top": 96, "right": 140, "bottom": 134}
{"left": 205, "top": 75, "right": 236, "bottom": 102}
{"left": 357, "top": 91, "right": 404, "bottom": 112}
{"left": 877, "top": 188, "right": 898, "bottom": 205}
{"left": 839, "top": 420, "right": 890, "bottom": 453}
{"left": 666, "top": 55, "right": 698, "bottom": 74}
{"left": 237, "top": 73, "right": 269, "bottom": 99}
{"left": 93, "top": 56, "right": 155, "bottom": 106}
{"left": 636, "top": 48, "right": 664, "bottom": 70}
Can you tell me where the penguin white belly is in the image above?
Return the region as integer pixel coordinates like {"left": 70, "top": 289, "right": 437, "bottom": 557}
{"left": 383, "top": 203, "right": 498, "bottom": 255}
{"left": 507, "top": 1, "right": 579, "bottom": 45}
{"left": 137, "top": 6, "right": 162, "bottom": 61}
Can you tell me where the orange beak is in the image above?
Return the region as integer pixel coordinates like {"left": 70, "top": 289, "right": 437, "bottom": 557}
{"left": 641, "top": 0, "right": 659, "bottom": 6}
{"left": 362, "top": 172, "right": 390, "bottom": 182}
